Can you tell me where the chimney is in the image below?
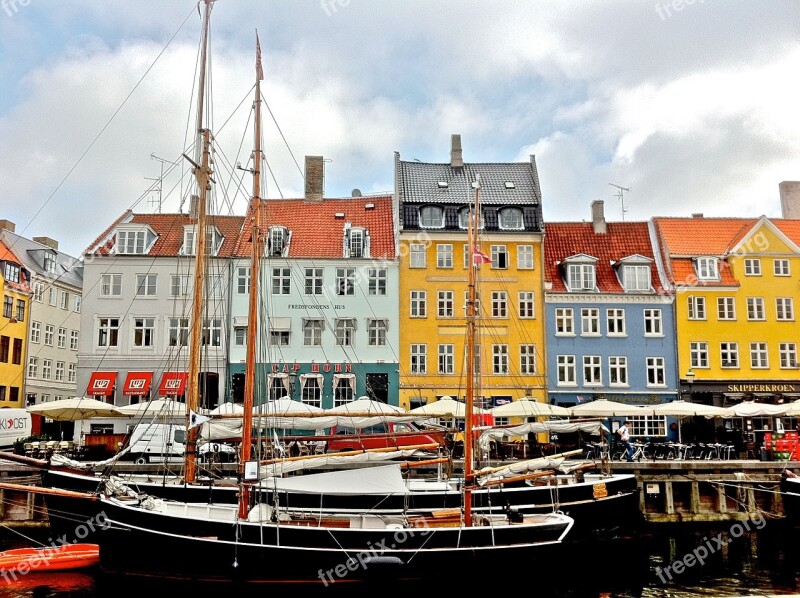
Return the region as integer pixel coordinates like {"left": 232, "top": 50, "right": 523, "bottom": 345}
{"left": 591, "top": 200, "right": 606, "bottom": 234}
{"left": 304, "top": 156, "right": 324, "bottom": 202}
{"left": 692, "top": 213, "right": 704, "bottom": 218}
{"left": 779, "top": 181, "right": 800, "bottom": 219}
{"left": 33, "top": 236, "right": 59, "bottom": 250}
{"left": 450, "top": 134, "right": 463, "bottom": 168}
{"left": 0, "top": 220, "right": 15, "bottom": 233}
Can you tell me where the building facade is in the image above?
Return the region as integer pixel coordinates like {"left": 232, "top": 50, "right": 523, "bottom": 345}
{"left": 0, "top": 229, "right": 30, "bottom": 408}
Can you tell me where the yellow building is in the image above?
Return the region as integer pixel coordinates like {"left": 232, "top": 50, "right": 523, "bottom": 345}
{"left": 395, "top": 137, "right": 547, "bottom": 412}
{"left": 654, "top": 216, "right": 800, "bottom": 407}
{"left": 0, "top": 240, "right": 30, "bottom": 407}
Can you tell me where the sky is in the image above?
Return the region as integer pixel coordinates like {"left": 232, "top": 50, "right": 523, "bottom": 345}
{"left": 1, "top": 0, "right": 799, "bottom": 258}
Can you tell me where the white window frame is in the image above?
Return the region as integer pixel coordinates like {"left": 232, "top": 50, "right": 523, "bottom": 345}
{"left": 135, "top": 274, "right": 157, "bottom": 297}
{"left": 580, "top": 308, "right": 600, "bottom": 336}
{"left": 776, "top": 297, "right": 795, "bottom": 321}
{"left": 492, "top": 344, "right": 509, "bottom": 374}
{"left": 168, "top": 318, "right": 190, "bottom": 347}
{"left": 498, "top": 207, "right": 524, "bottom": 230}
{"left": 609, "top": 356, "right": 628, "bottom": 387}
{"left": 336, "top": 268, "right": 355, "bottom": 296}
{"left": 271, "top": 267, "right": 291, "bottom": 295}
{"left": 623, "top": 265, "right": 650, "bottom": 292}
{"left": 237, "top": 267, "right": 250, "bottom": 294}
{"left": 335, "top": 318, "right": 356, "bottom": 347}
{"left": 779, "top": 342, "right": 798, "bottom": 369}
{"left": 133, "top": 317, "right": 155, "bottom": 348}
{"left": 557, "top": 355, "right": 576, "bottom": 386}
{"left": 517, "top": 245, "right": 534, "bottom": 270}
{"left": 57, "top": 327, "right": 66, "bottom": 349}
{"left": 97, "top": 317, "right": 120, "bottom": 348}
{"left": 303, "top": 319, "right": 324, "bottom": 346}
{"left": 688, "top": 296, "right": 706, "bottom": 320}
{"left": 583, "top": 355, "right": 602, "bottom": 386}
{"left": 750, "top": 342, "right": 769, "bottom": 369}
{"left": 644, "top": 309, "right": 663, "bottom": 336}
{"left": 646, "top": 357, "right": 666, "bottom": 387}
{"left": 491, "top": 291, "right": 508, "bottom": 318}
{"left": 555, "top": 308, "right": 574, "bottom": 335}
{"left": 30, "top": 321, "right": 40, "bottom": 344}
{"left": 690, "top": 341, "right": 709, "bottom": 369}
{"left": 519, "top": 345, "right": 537, "bottom": 375}
{"left": 410, "top": 344, "right": 427, "bottom": 374}
{"left": 695, "top": 257, "right": 719, "bottom": 281}
{"left": 409, "top": 243, "right": 427, "bottom": 268}
{"left": 170, "top": 274, "right": 191, "bottom": 297}
{"left": 720, "top": 342, "right": 739, "bottom": 368}
{"left": 518, "top": 291, "right": 535, "bottom": 319}
{"left": 717, "top": 296, "right": 736, "bottom": 321}
{"left": 438, "top": 344, "right": 454, "bottom": 374}
{"left": 606, "top": 308, "right": 626, "bottom": 336}
{"left": 747, "top": 297, "right": 765, "bottom": 321}
{"left": 70, "top": 330, "right": 79, "bottom": 351}
{"left": 410, "top": 290, "right": 427, "bottom": 318}
{"left": 368, "top": 319, "right": 388, "bottom": 346}
{"left": 419, "top": 206, "right": 444, "bottom": 228}
{"left": 490, "top": 245, "right": 508, "bottom": 270}
{"left": 305, "top": 268, "right": 324, "bottom": 295}
{"left": 368, "top": 268, "right": 387, "bottom": 295}
{"left": 744, "top": 258, "right": 761, "bottom": 276}
{"left": 567, "top": 263, "right": 596, "bottom": 292}
{"left": 436, "top": 244, "right": 453, "bottom": 269}
{"left": 100, "top": 274, "right": 122, "bottom": 297}
{"left": 774, "top": 259, "right": 790, "bottom": 277}
{"left": 437, "top": 291, "right": 454, "bottom": 318}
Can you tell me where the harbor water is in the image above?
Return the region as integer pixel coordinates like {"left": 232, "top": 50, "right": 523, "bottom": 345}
{"left": 0, "top": 519, "right": 798, "bottom": 597}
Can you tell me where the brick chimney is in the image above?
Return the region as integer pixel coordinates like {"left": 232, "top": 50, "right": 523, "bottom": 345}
{"left": 591, "top": 200, "right": 606, "bottom": 234}
{"left": 779, "top": 181, "right": 800, "bottom": 219}
{"left": 450, "top": 134, "right": 463, "bottom": 168}
{"left": 304, "top": 156, "right": 324, "bottom": 202}
{"left": 0, "top": 220, "right": 15, "bottom": 233}
{"left": 33, "top": 236, "right": 59, "bottom": 250}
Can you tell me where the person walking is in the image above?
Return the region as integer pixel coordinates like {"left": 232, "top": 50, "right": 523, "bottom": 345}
{"left": 617, "top": 420, "right": 634, "bottom": 462}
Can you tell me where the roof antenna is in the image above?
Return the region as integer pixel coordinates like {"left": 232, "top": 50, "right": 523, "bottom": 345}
{"left": 609, "top": 183, "right": 630, "bottom": 222}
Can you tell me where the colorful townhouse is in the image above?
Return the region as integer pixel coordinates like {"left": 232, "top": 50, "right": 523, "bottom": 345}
{"left": 396, "top": 135, "right": 547, "bottom": 411}
{"left": 0, "top": 229, "right": 30, "bottom": 408}
{"left": 0, "top": 223, "right": 83, "bottom": 407}
{"left": 229, "top": 165, "right": 399, "bottom": 408}
{"left": 544, "top": 201, "right": 677, "bottom": 438}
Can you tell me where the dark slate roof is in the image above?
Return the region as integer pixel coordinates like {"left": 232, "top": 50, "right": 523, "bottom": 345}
{"left": 0, "top": 230, "right": 83, "bottom": 290}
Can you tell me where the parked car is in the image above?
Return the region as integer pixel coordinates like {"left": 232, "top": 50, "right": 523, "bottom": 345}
{"left": 325, "top": 421, "right": 447, "bottom": 452}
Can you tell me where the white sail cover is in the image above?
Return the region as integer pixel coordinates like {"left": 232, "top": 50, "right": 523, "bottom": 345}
{"left": 478, "top": 420, "right": 609, "bottom": 450}
{"left": 475, "top": 457, "right": 566, "bottom": 485}
{"left": 260, "top": 463, "right": 410, "bottom": 495}
{"left": 258, "top": 448, "right": 426, "bottom": 477}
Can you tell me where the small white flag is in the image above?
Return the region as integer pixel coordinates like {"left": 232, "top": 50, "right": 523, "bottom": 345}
{"left": 273, "top": 430, "right": 286, "bottom": 456}
{"left": 188, "top": 410, "right": 210, "bottom": 430}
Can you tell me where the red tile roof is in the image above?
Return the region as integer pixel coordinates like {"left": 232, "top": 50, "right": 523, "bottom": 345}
{"left": 0, "top": 241, "right": 30, "bottom": 292}
{"left": 544, "top": 221, "right": 665, "bottom": 293}
{"left": 0, "top": 240, "right": 19, "bottom": 263}
{"left": 235, "top": 196, "right": 396, "bottom": 258}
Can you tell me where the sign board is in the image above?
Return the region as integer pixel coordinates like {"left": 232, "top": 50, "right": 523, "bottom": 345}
{"left": 0, "top": 409, "right": 33, "bottom": 447}
{"left": 243, "top": 460, "right": 260, "bottom": 481}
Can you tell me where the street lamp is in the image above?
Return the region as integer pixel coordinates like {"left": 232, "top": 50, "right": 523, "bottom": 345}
{"left": 683, "top": 369, "right": 695, "bottom": 401}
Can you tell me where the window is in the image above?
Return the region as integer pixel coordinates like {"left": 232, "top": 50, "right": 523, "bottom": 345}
{"left": 437, "top": 291, "right": 454, "bottom": 318}
{"left": 271, "top": 268, "right": 291, "bottom": 295}
{"left": 520, "top": 345, "right": 536, "bottom": 375}
{"left": 777, "top": 298, "right": 794, "bottom": 321}
{"left": 688, "top": 296, "right": 706, "bottom": 320}
{"left": 268, "top": 226, "right": 288, "bottom": 256}
{"left": 48, "top": 287, "right": 56, "bottom": 306}
{"left": 717, "top": 297, "right": 736, "bottom": 320}
{"left": 170, "top": 274, "right": 191, "bottom": 297}
{"left": 627, "top": 416, "right": 667, "bottom": 437}
{"left": 11, "top": 339, "right": 20, "bottom": 365}
{"left": 606, "top": 309, "right": 626, "bottom": 336}
{"left": 33, "top": 283, "right": 44, "bottom": 302}
{"left": 473, "top": 344, "right": 482, "bottom": 374}
{"left": 750, "top": 342, "right": 769, "bottom": 369}
{"left": 518, "top": 291, "right": 535, "bottom": 318}
{"left": 31, "top": 321, "right": 40, "bottom": 343}
{"left": 348, "top": 228, "right": 365, "bottom": 258}
{"left": 419, "top": 206, "right": 444, "bottom": 228}
{"left": 695, "top": 257, "right": 719, "bottom": 280}
{"left": 43, "top": 252, "right": 55, "bottom": 274}
{"left": 55, "top": 361, "right": 65, "bottom": 382}
{"left": 557, "top": 355, "right": 576, "bottom": 385}
{"left": 646, "top": 357, "right": 666, "bottom": 386}
{"left": 333, "top": 376, "right": 354, "bottom": 406}
{"left": 97, "top": 318, "right": 120, "bottom": 347}
{"left": 117, "top": 229, "right": 148, "bottom": 254}
{"left": 335, "top": 318, "right": 356, "bottom": 346}
{"left": 463, "top": 290, "right": 482, "bottom": 316}
{"left": 68, "top": 363, "right": 76, "bottom": 383}
{"left": 517, "top": 245, "right": 534, "bottom": 270}
{"left": 744, "top": 258, "right": 761, "bottom": 276}
{"left": 491, "top": 291, "right": 508, "bottom": 318}
{"left": 59, "top": 290, "right": 68, "bottom": 309}
{"left": 555, "top": 308, "right": 574, "bottom": 335}
{"left": 747, "top": 297, "right": 765, "bottom": 321}
{"left": 182, "top": 225, "right": 220, "bottom": 256}
{"left": 133, "top": 317, "right": 155, "bottom": 347}
{"left": 73, "top": 295, "right": 81, "bottom": 312}
{"left": 368, "top": 319, "right": 387, "bottom": 346}
{"left": 410, "top": 291, "right": 427, "bottom": 318}
{"left": 168, "top": 318, "right": 190, "bottom": 347}
{"left": 0, "top": 336, "right": 7, "bottom": 362}
{"left": 410, "top": 344, "right": 427, "bottom": 374}
{"left": 430, "top": 243, "right": 452, "bottom": 270}
{"left": 207, "top": 275, "right": 224, "bottom": 300}
{"left": 567, "top": 264, "right": 596, "bottom": 291}
{"left": 774, "top": 259, "right": 790, "bottom": 276}
{"left": 301, "top": 376, "right": 322, "bottom": 408}
{"left": 270, "top": 331, "right": 290, "bottom": 346}
{"left": 237, "top": 267, "right": 250, "bottom": 294}
{"left": 644, "top": 309, "right": 662, "bottom": 336}
{"left": 336, "top": 268, "right": 355, "bottom": 296}
{"left": 3, "top": 263, "right": 20, "bottom": 283}
{"left": 583, "top": 355, "right": 601, "bottom": 385}
{"left": 490, "top": 245, "right": 508, "bottom": 269}
{"left": 580, "top": 308, "right": 600, "bottom": 335}
{"left": 492, "top": 344, "right": 509, "bottom": 374}
{"left": 409, "top": 243, "right": 426, "bottom": 268}
{"left": 623, "top": 265, "right": 650, "bottom": 291}
{"left": 438, "top": 344, "right": 454, "bottom": 374}
{"left": 498, "top": 207, "right": 523, "bottom": 230}
{"left": 70, "top": 330, "right": 78, "bottom": 351}
{"left": 15, "top": 299, "right": 24, "bottom": 322}
{"left": 720, "top": 342, "right": 739, "bottom": 368}
{"left": 305, "top": 268, "right": 323, "bottom": 295}
{"left": 201, "top": 319, "right": 222, "bottom": 347}
{"left": 234, "top": 327, "right": 246, "bottom": 346}
{"left": 57, "top": 327, "right": 66, "bottom": 349}
{"left": 690, "top": 341, "right": 709, "bottom": 368}
{"left": 42, "top": 359, "right": 52, "bottom": 380}
{"left": 44, "top": 324, "right": 54, "bottom": 346}
{"left": 303, "top": 319, "right": 324, "bottom": 346}
{"left": 458, "top": 207, "right": 473, "bottom": 229}
{"left": 27, "top": 357, "right": 38, "bottom": 378}
{"left": 2, "top": 296, "right": 11, "bottom": 318}
{"left": 135, "top": 274, "right": 157, "bottom": 296}
{"left": 368, "top": 268, "right": 387, "bottom": 295}
{"left": 779, "top": 342, "right": 798, "bottom": 369}
{"left": 609, "top": 356, "right": 628, "bottom": 386}
{"left": 101, "top": 274, "right": 122, "bottom": 297}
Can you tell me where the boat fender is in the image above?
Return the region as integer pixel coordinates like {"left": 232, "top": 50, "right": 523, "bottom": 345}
{"left": 362, "top": 555, "right": 404, "bottom": 568}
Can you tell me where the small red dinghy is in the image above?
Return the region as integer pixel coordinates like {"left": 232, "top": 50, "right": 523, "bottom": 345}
{"left": 0, "top": 543, "right": 100, "bottom": 573}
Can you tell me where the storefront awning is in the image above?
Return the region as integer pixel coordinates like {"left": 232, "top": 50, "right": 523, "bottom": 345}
{"left": 158, "top": 372, "right": 188, "bottom": 397}
{"left": 270, "top": 317, "right": 291, "bottom": 332}
{"left": 123, "top": 371, "right": 153, "bottom": 396}
{"left": 87, "top": 371, "right": 117, "bottom": 397}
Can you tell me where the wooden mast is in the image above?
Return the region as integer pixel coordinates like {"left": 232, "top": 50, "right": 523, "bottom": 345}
{"left": 238, "top": 30, "right": 264, "bottom": 520}
{"left": 463, "top": 174, "right": 480, "bottom": 526}
{"left": 185, "top": 0, "right": 214, "bottom": 484}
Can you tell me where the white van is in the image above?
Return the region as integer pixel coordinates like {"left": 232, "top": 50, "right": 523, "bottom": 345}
{"left": 124, "top": 423, "right": 237, "bottom": 464}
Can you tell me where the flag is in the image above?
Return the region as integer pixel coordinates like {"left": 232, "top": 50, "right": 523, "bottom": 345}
{"left": 255, "top": 31, "right": 264, "bottom": 80}
{"left": 188, "top": 410, "right": 210, "bottom": 430}
{"left": 472, "top": 246, "right": 491, "bottom": 265}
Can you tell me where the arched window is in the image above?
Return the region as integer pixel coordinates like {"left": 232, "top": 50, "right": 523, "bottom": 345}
{"left": 419, "top": 206, "right": 444, "bottom": 228}
{"left": 498, "top": 208, "right": 524, "bottom": 230}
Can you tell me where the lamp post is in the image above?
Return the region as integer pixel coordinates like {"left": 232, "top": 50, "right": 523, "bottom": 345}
{"left": 684, "top": 369, "right": 695, "bottom": 401}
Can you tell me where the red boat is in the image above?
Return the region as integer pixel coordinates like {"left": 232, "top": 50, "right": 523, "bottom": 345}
{"left": 0, "top": 543, "right": 99, "bottom": 574}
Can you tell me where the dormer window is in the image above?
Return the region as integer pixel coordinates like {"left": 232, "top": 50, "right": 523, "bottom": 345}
{"left": 419, "top": 206, "right": 444, "bottom": 229}
{"left": 43, "top": 252, "right": 56, "bottom": 274}
{"left": 4, "top": 263, "right": 20, "bottom": 284}
{"left": 182, "top": 225, "right": 222, "bottom": 256}
{"left": 343, "top": 226, "right": 369, "bottom": 258}
{"left": 498, "top": 207, "right": 524, "bottom": 230}
{"left": 695, "top": 257, "right": 719, "bottom": 281}
{"left": 563, "top": 255, "right": 598, "bottom": 292}
{"left": 458, "top": 207, "right": 484, "bottom": 230}
{"left": 622, "top": 265, "right": 651, "bottom": 292}
{"left": 268, "top": 226, "right": 289, "bottom": 257}
{"left": 116, "top": 227, "right": 156, "bottom": 255}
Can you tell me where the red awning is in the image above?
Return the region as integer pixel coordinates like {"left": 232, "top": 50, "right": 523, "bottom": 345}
{"left": 87, "top": 371, "right": 117, "bottom": 397}
{"left": 123, "top": 371, "right": 153, "bottom": 396}
{"left": 158, "top": 372, "right": 188, "bottom": 396}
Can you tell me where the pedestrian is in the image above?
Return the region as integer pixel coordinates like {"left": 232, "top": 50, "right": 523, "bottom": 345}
{"left": 617, "top": 420, "right": 634, "bottom": 462}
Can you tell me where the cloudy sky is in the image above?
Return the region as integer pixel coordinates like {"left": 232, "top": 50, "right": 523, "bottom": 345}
{"left": 1, "top": 0, "right": 799, "bottom": 257}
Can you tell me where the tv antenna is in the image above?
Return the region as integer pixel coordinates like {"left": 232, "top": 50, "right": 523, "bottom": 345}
{"left": 146, "top": 153, "right": 177, "bottom": 213}
{"left": 609, "top": 183, "right": 630, "bottom": 221}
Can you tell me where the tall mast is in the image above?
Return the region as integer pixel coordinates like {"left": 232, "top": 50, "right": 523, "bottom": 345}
{"left": 185, "top": 0, "right": 214, "bottom": 484}
{"left": 463, "top": 175, "right": 480, "bottom": 527}
{"left": 239, "top": 30, "right": 263, "bottom": 519}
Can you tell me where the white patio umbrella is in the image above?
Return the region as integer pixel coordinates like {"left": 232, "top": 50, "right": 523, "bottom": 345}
{"left": 491, "top": 398, "right": 571, "bottom": 418}
{"left": 409, "top": 397, "right": 477, "bottom": 418}
{"left": 782, "top": 400, "right": 800, "bottom": 416}
{"left": 325, "top": 396, "right": 417, "bottom": 429}
{"left": 253, "top": 397, "right": 335, "bottom": 431}
{"left": 725, "top": 401, "right": 788, "bottom": 417}
{"left": 117, "top": 398, "right": 187, "bottom": 419}
{"left": 568, "top": 399, "right": 655, "bottom": 417}
{"left": 209, "top": 402, "right": 245, "bottom": 415}
{"left": 27, "top": 397, "right": 126, "bottom": 421}
{"left": 650, "top": 400, "right": 733, "bottom": 442}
